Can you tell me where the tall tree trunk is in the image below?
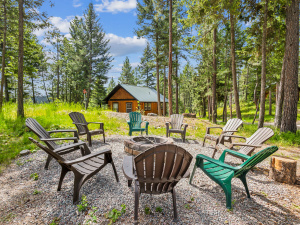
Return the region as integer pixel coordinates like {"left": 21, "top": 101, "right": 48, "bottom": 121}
{"left": 202, "top": 97, "right": 206, "bottom": 117}
{"left": 0, "top": 0, "right": 7, "bottom": 110}
{"left": 274, "top": 53, "right": 286, "bottom": 128}
{"left": 281, "top": 0, "right": 299, "bottom": 133}
{"left": 56, "top": 42, "right": 60, "bottom": 100}
{"left": 17, "top": 0, "right": 24, "bottom": 117}
{"left": 41, "top": 71, "right": 50, "bottom": 102}
{"left": 163, "top": 66, "right": 166, "bottom": 116}
{"left": 168, "top": 0, "right": 173, "bottom": 116}
{"left": 245, "top": 65, "right": 249, "bottom": 101}
{"left": 155, "top": 33, "right": 161, "bottom": 116}
{"left": 212, "top": 27, "right": 217, "bottom": 123}
{"left": 175, "top": 52, "right": 179, "bottom": 114}
{"left": 5, "top": 76, "right": 9, "bottom": 101}
{"left": 258, "top": 0, "right": 268, "bottom": 128}
{"left": 31, "top": 77, "right": 35, "bottom": 104}
{"left": 230, "top": 13, "right": 242, "bottom": 119}
{"left": 230, "top": 87, "right": 233, "bottom": 119}
{"left": 269, "top": 88, "right": 272, "bottom": 115}
{"left": 223, "top": 73, "right": 228, "bottom": 122}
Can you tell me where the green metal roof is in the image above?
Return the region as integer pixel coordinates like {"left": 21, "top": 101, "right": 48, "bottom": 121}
{"left": 103, "top": 84, "right": 168, "bottom": 103}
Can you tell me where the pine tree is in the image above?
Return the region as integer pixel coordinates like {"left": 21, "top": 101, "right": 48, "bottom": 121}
{"left": 83, "top": 3, "right": 113, "bottom": 108}
{"left": 107, "top": 77, "right": 116, "bottom": 93}
{"left": 139, "top": 42, "right": 155, "bottom": 87}
{"left": 118, "top": 57, "right": 135, "bottom": 85}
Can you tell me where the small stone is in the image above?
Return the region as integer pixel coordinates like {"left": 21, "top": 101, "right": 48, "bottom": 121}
{"left": 20, "top": 150, "right": 30, "bottom": 156}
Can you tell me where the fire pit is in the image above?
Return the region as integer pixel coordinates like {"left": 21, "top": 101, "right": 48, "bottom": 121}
{"left": 124, "top": 136, "right": 174, "bottom": 156}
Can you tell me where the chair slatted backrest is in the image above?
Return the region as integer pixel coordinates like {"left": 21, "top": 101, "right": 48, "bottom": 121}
{"left": 222, "top": 118, "right": 243, "bottom": 135}
{"left": 29, "top": 137, "right": 65, "bottom": 163}
{"left": 134, "top": 144, "right": 193, "bottom": 194}
{"left": 234, "top": 146, "right": 278, "bottom": 178}
{"left": 239, "top": 127, "right": 274, "bottom": 155}
{"left": 170, "top": 114, "right": 184, "bottom": 130}
{"left": 25, "top": 118, "right": 58, "bottom": 149}
{"left": 69, "top": 112, "right": 88, "bottom": 134}
{"left": 129, "top": 112, "right": 142, "bottom": 129}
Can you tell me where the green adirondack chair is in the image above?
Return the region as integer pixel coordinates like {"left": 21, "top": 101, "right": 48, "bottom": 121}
{"left": 189, "top": 146, "right": 278, "bottom": 209}
{"left": 127, "top": 112, "right": 149, "bottom": 136}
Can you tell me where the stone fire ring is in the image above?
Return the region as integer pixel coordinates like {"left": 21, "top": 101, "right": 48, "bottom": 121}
{"left": 124, "top": 136, "right": 174, "bottom": 156}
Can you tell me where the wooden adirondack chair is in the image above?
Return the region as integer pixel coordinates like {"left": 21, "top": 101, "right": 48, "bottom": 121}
{"left": 202, "top": 118, "right": 243, "bottom": 148}
{"left": 29, "top": 137, "right": 119, "bottom": 204}
{"left": 127, "top": 112, "right": 149, "bottom": 136}
{"left": 166, "top": 114, "right": 188, "bottom": 142}
{"left": 122, "top": 144, "right": 193, "bottom": 223}
{"left": 216, "top": 127, "right": 274, "bottom": 159}
{"left": 69, "top": 112, "right": 105, "bottom": 147}
{"left": 25, "top": 118, "right": 90, "bottom": 170}
{"left": 189, "top": 146, "right": 278, "bottom": 209}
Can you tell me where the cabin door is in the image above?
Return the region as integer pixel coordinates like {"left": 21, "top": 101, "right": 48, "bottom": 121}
{"left": 126, "top": 103, "right": 132, "bottom": 113}
{"left": 112, "top": 102, "right": 119, "bottom": 112}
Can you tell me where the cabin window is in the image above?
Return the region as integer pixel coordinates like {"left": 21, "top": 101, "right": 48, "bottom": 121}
{"left": 145, "top": 102, "right": 151, "bottom": 111}
{"left": 112, "top": 102, "right": 119, "bottom": 112}
{"left": 126, "top": 103, "right": 132, "bottom": 113}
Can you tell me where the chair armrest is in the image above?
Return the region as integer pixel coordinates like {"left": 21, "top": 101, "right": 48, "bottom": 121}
{"left": 219, "top": 149, "right": 251, "bottom": 162}
{"left": 196, "top": 154, "right": 238, "bottom": 170}
{"left": 219, "top": 134, "right": 246, "bottom": 144}
{"left": 232, "top": 143, "right": 262, "bottom": 148}
{"left": 53, "top": 142, "right": 87, "bottom": 153}
{"left": 64, "top": 149, "right": 111, "bottom": 165}
{"left": 222, "top": 130, "right": 238, "bottom": 133}
{"left": 122, "top": 156, "right": 136, "bottom": 180}
{"left": 48, "top": 130, "right": 79, "bottom": 138}
{"left": 40, "top": 137, "right": 78, "bottom": 142}
{"left": 88, "top": 122, "right": 103, "bottom": 124}
{"left": 48, "top": 130, "right": 77, "bottom": 134}
{"left": 206, "top": 126, "right": 223, "bottom": 134}
{"left": 73, "top": 122, "right": 88, "bottom": 126}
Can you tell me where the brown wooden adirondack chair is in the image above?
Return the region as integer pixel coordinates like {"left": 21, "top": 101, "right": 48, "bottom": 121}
{"left": 122, "top": 144, "right": 193, "bottom": 223}
{"left": 166, "top": 114, "right": 188, "bottom": 142}
{"left": 25, "top": 118, "right": 90, "bottom": 170}
{"left": 29, "top": 137, "right": 119, "bottom": 204}
{"left": 202, "top": 118, "right": 243, "bottom": 148}
{"left": 69, "top": 112, "right": 105, "bottom": 147}
{"left": 216, "top": 127, "right": 274, "bottom": 159}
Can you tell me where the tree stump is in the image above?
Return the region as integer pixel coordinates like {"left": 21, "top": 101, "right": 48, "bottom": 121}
{"left": 269, "top": 156, "right": 297, "bottom": 184}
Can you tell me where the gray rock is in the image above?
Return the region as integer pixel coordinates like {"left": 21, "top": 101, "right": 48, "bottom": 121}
{"left": 20, "top": 149, "right": 30, "bottom": 156}
{"left": 147, "top": 113, "right": 157, "bottom": 116}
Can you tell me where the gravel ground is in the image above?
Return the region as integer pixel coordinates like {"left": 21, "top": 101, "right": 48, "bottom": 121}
{"left": 0, "top": 135, "right": 300, "bottom": 225}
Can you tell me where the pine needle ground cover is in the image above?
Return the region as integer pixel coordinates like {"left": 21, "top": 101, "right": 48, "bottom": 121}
{"left": 1, "top": 102, "right": 300, "bottom": 169}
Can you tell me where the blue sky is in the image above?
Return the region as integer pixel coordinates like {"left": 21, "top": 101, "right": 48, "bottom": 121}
{"left": 36, "top": 0, "right": 147, "bottom": 85}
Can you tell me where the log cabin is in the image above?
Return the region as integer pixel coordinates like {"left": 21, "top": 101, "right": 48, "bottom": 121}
{"left": 103, "top": 84, "right": 168, "bottom": 114}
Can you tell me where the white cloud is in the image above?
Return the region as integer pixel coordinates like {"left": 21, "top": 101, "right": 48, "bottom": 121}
{"left": 73, "top": 0, "right": 82, "bottom": 7}
{"left": 110, "top": 67, "right": 122, "bottom": 73}
{"left": 118, "top": 62, "right": 140, "bottom": 68}
{"left": 50, "top": 17, "right": 71, "bottom": 33}
{"left": 95, "top": 0, "right": 136, "bottom": 13}
{"left": 33, "top": 16, "right": 74, "bottom": 37}
{"left": 106, "top": 34, "right": 147, "bottom": 57}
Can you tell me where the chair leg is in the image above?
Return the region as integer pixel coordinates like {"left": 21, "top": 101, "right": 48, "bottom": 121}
{"left": 189, "top": 164, "right": 197, "bottom": 184}
{"left": 182, "top": 133, "right": 186, "bottom": 143}
{"left": 45, "top": 155, "right": 53, "bottom": 170}
{"left": 73, "top": 174, "right": 84, "bottom": 204}
{"left": 134, "top": 183, "right": 139, "bottom": 224}
{"left": 128, "top": 180, "right": 132, "bottom": 187}
{"left": 171, "top": 189, "right": 178, "bottom": 222}
{"left": 103, "top": 132, "right": 105, "bottom": 143}
{"left": 239, "top": 174, "right": 250, "bottom": 198}
{"left": 146, "top": 128, "right": 148, "bottom": 135}
{"left": 221, "top": 183, "right": 232, "bottom": 209}
{"left": 87, "top": 134, "right": 92, "bottom": 147}
{"left": 202, "top": 137, "right": 206, "bottom": 147}
{"left": 57, "top": 166, "right": 69, "bottom": 191}
{"left": 110, "top": 160, "right": 119, "bottom": 182}
{"left": 212, "top": 148, "right": 218, "bottom": 159}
